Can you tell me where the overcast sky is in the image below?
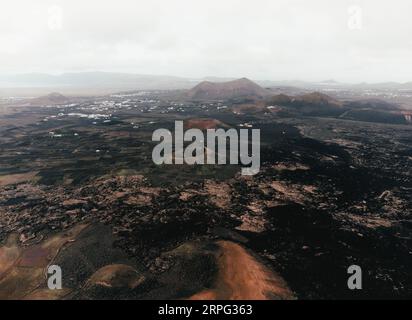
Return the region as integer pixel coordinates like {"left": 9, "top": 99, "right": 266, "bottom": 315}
{"left": 1, "top": 0, "right": 411, "bottom": 82}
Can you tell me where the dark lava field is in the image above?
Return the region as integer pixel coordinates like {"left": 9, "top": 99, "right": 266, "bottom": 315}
{"left": 0, "top": 93, "right": 411, "bottom": 299}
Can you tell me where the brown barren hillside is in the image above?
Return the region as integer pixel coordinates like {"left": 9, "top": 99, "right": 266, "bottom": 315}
{"left": 186, "top": 78, "right": 270, "bottom": 101}
{"left": 184, "top": 118, "right": 230, "bottom": 130}
{"left": 188, "top": 241, "right": 295, "bottom": 300}
{"left": 267, "top": 91, "right": 344, "bottom": 116}
{"left": 27, "top": 92, "right": 70, "bottom": 106}
{"left": 270, "top": 92, "right": 342, "bottom": 108}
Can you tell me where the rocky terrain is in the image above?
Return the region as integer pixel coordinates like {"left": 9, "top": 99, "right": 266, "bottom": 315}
{"left": 267, "top": 91, "right": 410, "bottom": 124}
{"left": 0, "top": 90, "right": 411, "bottom": 299}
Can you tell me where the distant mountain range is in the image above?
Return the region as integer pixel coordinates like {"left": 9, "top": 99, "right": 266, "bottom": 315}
{"left": 183, "top": 78, "right": 411, "bottom": 125}
{"left": 1, "top": 72, "right": 412, "bottom": 91}
{"left": 260, "top": 79, "right": 412, "bottom": 90}
{"left": 0, "top": 72, "right": 195, "bottom": 90}
{"left": 9, "top": 76, "right": 411, "bottom": 126}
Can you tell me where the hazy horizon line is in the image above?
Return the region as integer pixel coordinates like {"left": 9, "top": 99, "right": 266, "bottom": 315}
{"left": 1, "top": 71, "right": 411, "bottom": 86}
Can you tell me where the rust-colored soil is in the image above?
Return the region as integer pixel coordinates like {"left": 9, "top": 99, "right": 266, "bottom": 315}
{"left": 0, "top": 172, "right": 39, "bottom": 186}
{"left": 189, "top": 241, "right": 295, "bottom": 300}
{"left": 0, "top": 224, "right": 89, "bottom": 300}
{"left": 184, "top": 118, "right": 228, "bottom": 130}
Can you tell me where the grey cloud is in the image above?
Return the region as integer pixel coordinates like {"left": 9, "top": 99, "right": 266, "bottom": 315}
{"left": 0, "top": 0, "right": 411, "bottom": 82}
